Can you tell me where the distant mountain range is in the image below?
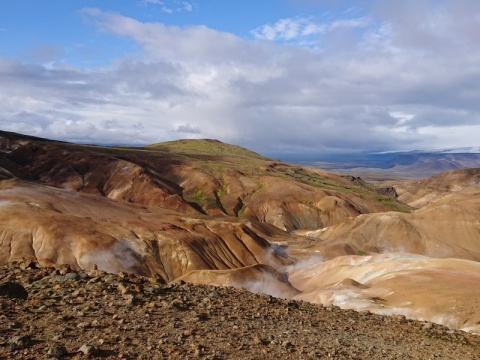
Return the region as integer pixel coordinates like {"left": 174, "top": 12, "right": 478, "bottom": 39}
{"left": 275, "top": 149, "right": 480, "bottom": 179}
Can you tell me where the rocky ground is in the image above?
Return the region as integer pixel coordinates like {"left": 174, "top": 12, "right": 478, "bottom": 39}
{"left": 1, "top": 263, "right": 479, "bottom": 360}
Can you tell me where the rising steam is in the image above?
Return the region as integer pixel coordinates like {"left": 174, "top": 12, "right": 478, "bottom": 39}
{"left": 79, "top": 240, "right": 143, "bottom": 274}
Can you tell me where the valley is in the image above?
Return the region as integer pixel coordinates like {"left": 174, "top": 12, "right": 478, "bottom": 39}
{"left": 1, "top": 130, "right": 480, "bottom": 357}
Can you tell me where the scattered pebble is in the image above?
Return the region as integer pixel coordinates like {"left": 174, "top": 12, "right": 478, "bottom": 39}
{"left": 1, "top": 264, "right": 479, "bottom": 359}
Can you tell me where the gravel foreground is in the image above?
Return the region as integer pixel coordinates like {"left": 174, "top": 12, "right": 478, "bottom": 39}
{"left": 1, "top": 263, "right": 479, "bottom": 360}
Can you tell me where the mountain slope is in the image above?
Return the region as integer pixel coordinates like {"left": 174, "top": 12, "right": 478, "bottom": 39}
{"left": 0, "top": 179, "right": 294, "bottom": 282}
{"left": 287, "top": 168, "right": 480, "bottom": 333}
{"left": 299, "top": 183, "right": 480, "bottom": 261}
{"left": 393, "top": 168, "right": 480, "bottom": 208}
{"left": 0, "top": 130, "right": 410, "bottom": 232}
{"left": 0, "top": 130, "right": 411, "bottom": 284}
{"left": 290, "top": 254, "right": 480, "bottom": 334}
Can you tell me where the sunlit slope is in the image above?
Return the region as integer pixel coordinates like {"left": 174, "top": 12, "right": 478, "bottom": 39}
{"left": 0, "top": 179, "right": 293, "bottom": 281}
{"left": 297, "top": 178, "right": 480, "bottom": 260}
{"left": 1, "top": 130, "right": 410, "bottom": 232}
{"left": 290, "top": 253, "right": 480, "bottom": 333}
{"left": 178, "top": 263, "right": 301, "bottom": 299}
{"left": 394, "top": 168, "right": 480, "bottom": 208}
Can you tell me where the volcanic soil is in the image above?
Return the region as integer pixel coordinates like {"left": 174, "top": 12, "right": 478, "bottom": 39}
{"left": 1, "top": 263, "right": 479, "bottom": 360}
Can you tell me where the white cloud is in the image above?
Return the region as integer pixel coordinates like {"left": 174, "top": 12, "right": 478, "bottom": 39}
{"left": 389, "top": 111, "right": 414, "bottom": 125}
{"left": 160, "top": 7, "right": 174, "bottom": 14}
{"left": 251, "top": 16, "right": 370, "bottom": 46}
{"left": 180, "top": 1, "right": 194, "bottom": 12}
{"left": 252, "top": 17, "right": 321, "bottom": 42}
{"left": 2, "top": 2, "right": 480, "bottom": 154}
{"left": 140, "top": 0, "right": 195, "bottom": 14}
{"left": 82, "top": 8, "right": 250, "bottom": 62}
{"left": 329, "top": 17, "right": 370, "bottom": 30}
{"left": 417, "top": 124, "right": 480, "bottom": 150}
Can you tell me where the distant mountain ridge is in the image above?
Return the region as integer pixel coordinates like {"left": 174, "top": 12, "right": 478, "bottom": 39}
{"left": 285, "top": 149, "right": 480, "bottom": 178}
{"left": 383, "top": 152, "right": 480, "bottom": 170}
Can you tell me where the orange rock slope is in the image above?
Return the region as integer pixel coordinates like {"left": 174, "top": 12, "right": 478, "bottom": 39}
{"left": 288, "top": 168, "right": 480, "bottom": 333}
{"left": 290, "top": 253, "right": 480, "bottom": 334}
{"left": 300, "top": 170, "right": 480, "bottom": 261}
{"left": 0, "top": 179, "right": 294, "bottom": 281}
{"left": 0, "top": 130, "right": 405, "bottom": 281}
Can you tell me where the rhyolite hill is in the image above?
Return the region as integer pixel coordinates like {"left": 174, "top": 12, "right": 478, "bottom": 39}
{"left": 0, "top": 129, "right": 409, "bottom": 279}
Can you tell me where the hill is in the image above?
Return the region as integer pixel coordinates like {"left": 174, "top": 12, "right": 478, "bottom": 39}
{"left": 0, "top": 130, "right": 409, "bottom": 229}
{"left": 290, "top": 168, "right": 480, "bottom": 332}
{"left": 391, "top": 168, "right": 480, "bottom": 208}
{"left": 0, "top": 129, "right": 407, "bottom": 281}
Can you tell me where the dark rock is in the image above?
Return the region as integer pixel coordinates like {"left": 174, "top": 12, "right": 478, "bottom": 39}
{"left": 9, "top": 321, "right": 21, "bottom": 329}
{"left": 47, "top": 345, "right": 68, "bottom": 358}
{"left": 0, "top": 282, "right": 28, "bottom": 299}
{"left": 78, "top": 272, "right": 89, "bottom": 280}
{"left": 376, "top": 186, "right": 398, "bottom": 198}
{"left": 18, "top": 260, "right": 38, "bottom": 270}
{"left": 287, "top": 300, "right": 299, "bottom": 308}
{"left": 64, "top": 272, "right": 80, "bottom": 281}
{"left": 10, "top": 334, "right": 33, "bottom": 348}
{"left": 78, "top": 344, "right": 99, "bottom": 356}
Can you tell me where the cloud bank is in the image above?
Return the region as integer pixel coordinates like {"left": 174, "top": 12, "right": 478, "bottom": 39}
{"left": 1, "top": 1, "right": 479, "bottom": 154}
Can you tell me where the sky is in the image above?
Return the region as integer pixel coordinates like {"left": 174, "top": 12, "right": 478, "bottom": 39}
{"left": 0, "top": 0, "right": 479, "bottom": 155}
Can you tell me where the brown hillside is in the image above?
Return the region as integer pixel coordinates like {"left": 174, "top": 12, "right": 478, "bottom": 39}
{"left": 290, "top": 254, "right": 480, "bottom": 334}
{"left": 0, "top": 130, "right": 409, "bottom": 232}
{"left": 393, "top": 168, "right": 480, "bottom": 208}
{"left": 300, "top": 184, "right": 480, "bottom": 261}
{"left": 3, "top": 131, "right": 480, "bottom": 337}
{"left": 0, "top": 179, "right": 293, "bottom": 282}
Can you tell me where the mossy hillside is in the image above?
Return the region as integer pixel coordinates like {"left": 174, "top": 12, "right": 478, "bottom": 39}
{"left": 99, "top": 143, "right": 412, "bottom": 213}
{"left": 269, "top": 164, "right": 412, "bottom": 213}
{"left": 147, "top": 141, "right": 411, "bottom": 214}
{"left": 3, "top": 130, "right": 410, "bottom": 214}
{"left": 148, "top": 139, "right": 267, "bottom": 160}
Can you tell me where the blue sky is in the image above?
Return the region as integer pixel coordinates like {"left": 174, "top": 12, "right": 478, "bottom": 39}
{"left": 1, "top": 0, "right": 479, "bottom": 154}
{"left": 1, "top": 1, "right": 357, "bottom": 65}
